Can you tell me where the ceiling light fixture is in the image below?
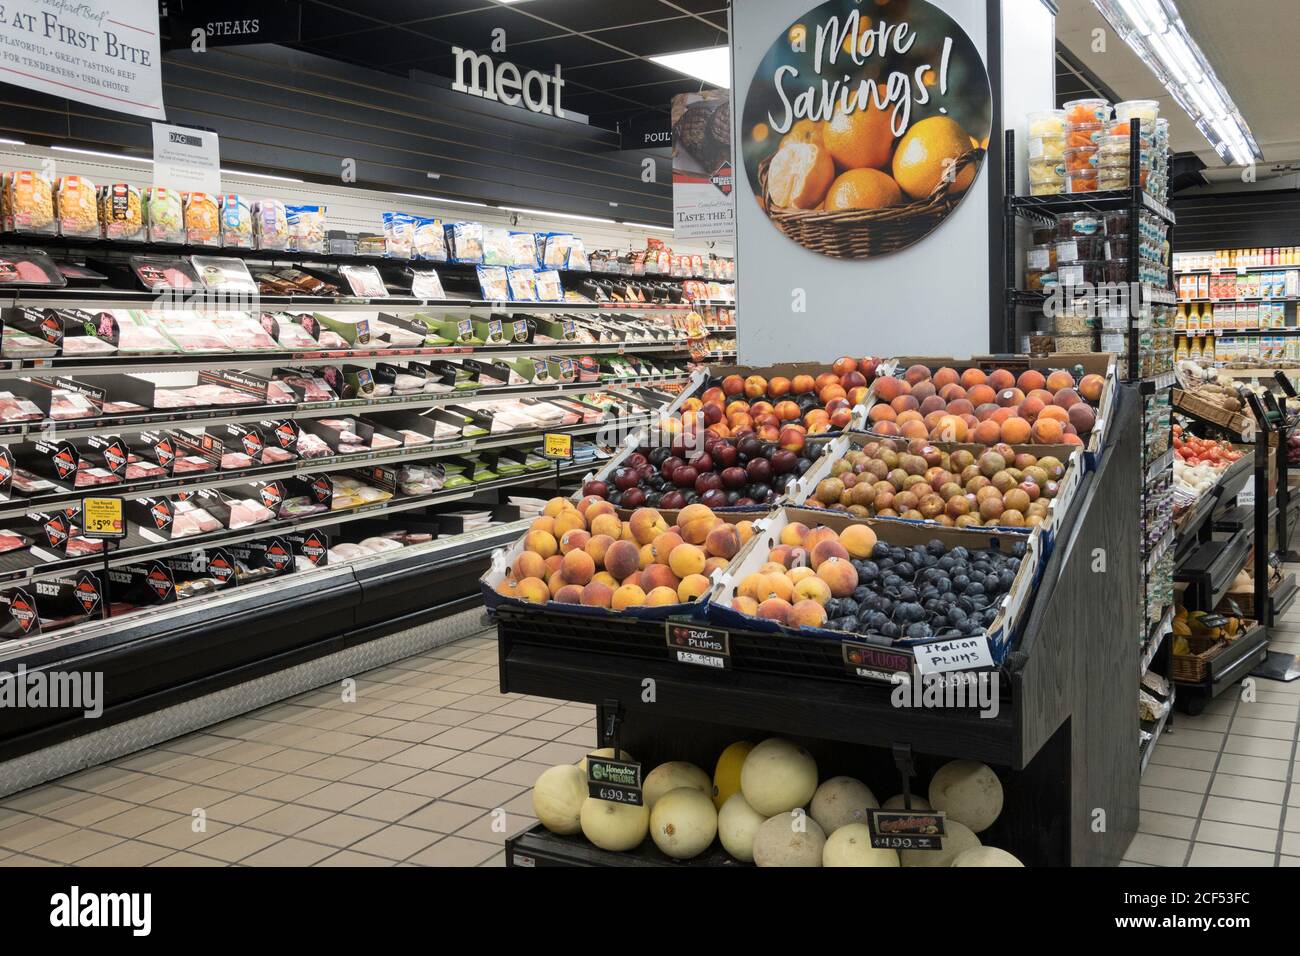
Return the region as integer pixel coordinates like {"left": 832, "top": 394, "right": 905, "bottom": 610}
{"left": 1093, "top": 0, "right": 1260, "bottom": 166}
{"left": 622, "top": 221, "right": 676, "bottom": 233}
{"left": 394, "top": 192, "right": 491, "bottom": 208}
{"left": 0, "top": 138, "right": 25, "bottom": 146}
{"left": 650, "top": 46, "right": 731, "bottom": 89}
{"left": 221, "top": 169, "right": 304, "bottom": 183}
{"left": 502, "top": 205, "right": 617, "bottom": 224}
{"left": 51, "top": 146, "right": 152, "bottom": 163}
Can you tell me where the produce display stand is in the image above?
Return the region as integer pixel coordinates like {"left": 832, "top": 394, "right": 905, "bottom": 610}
{"left": 498, "top": 387, "right": 1143, "bottom": 868}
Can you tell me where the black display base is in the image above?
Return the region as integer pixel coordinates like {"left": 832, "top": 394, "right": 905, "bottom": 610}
{"left": 1174, "top": 623, "right": 1270, "bottom": 715}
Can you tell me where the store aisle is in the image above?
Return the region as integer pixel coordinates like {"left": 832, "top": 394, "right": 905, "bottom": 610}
{"left": 0, "top": 614, "right": 1296, "bottom": 867}
{"left": 0, "top": 631, "right": 589, "bottom": 867}
{"left": 1129, "top": 565, "right": 1300, "bottom": 868}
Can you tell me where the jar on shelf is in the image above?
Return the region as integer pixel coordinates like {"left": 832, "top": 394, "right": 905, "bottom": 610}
{"left": 1064, "top": 98, "right": 1112, "bottom": 127}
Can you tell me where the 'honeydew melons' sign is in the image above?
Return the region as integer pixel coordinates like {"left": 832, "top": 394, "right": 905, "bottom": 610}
{"left": 739, "top": 0, "right": 991, "bottom": 259}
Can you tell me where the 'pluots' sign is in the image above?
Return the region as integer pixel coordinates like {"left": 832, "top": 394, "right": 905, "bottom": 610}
{"left": 738, "top": 0, "right": 990, "bottom": 259}
{"left": 451, "top": 48, "right": 566, "bottom": 118}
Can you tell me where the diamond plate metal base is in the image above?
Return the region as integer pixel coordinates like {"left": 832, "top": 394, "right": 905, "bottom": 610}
{"left": 0, "top": 608, "right": 487, "bottom": 798}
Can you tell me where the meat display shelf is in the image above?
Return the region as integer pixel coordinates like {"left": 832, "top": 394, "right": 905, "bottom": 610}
{"left": 0, "top": 456, "right": 596, "bottom": 590}
{"left": 0, "top": 375, "right": 693, "bottom": 441}
{"left": 0, "top": 288, "right": 731, "bottom": 312}
{"left": 0, "top": 415, "right": 640, "bottom": 527}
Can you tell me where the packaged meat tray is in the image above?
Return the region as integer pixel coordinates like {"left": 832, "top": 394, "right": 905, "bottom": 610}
{"left": 2, "top": 327, "right": 58, "bottom": 357}
{"left": 65, "top": 534, "right": 104, "bottom": 556}
{"left": 278, "top": 495, "right": 327, "bottom": 519}
{"left": 60, "top": 336, "right": 117, "bottom": 356}
{"left": 171, "top": 508, "right": 222, "bottom": 537}
{"left": 125, "top": 455, "right": 167, "bottom": 481}
{"left": 173, "top": 456, "right": 215, "bottom": 475}
{"left": 280, "top": 375, "right": 336, "bottom": 403}
{"left": 0, "top": 530, "right": 32, "bottom": 555}
{"left": 359, "top": 536, "right": 404, "bottom": 554}
{"left": 0, "top": 250, "right": 66, "bottom": 287}
{"left": 220, "top": 452, "right": 255, "bottom": 470}
{"left": 266, "top": 318, "right": 320, "bottom": 351}
{"left": 227, "top": 498, "right": 275, "bottom": 529}
{"left": 102, "top": 400, "right": 148, "bottom": 415}
{"left": 51, "top": 390, "right": 100, "bottom": 421}
{"left": 192, "top": 257, "right": 257, "bottom": 293}
{"left": 210, "top": 312, "right": 278, "bottom": 350}
{"left": 74, "top": 466, "right": 121, "bottom": 488}
{"left": 293, "top": 432, "right": 333, "bottom": 458}
{"left": 54, "top": 263, "right": 109, "bottom": 286}
{"left": 128, "top": 256, "right": 199, "bottom": 292}
{"left": 267, "top": 380, "right": 297, "bottom": 404}
{"left": 329, "top": 543, "right": 370, "bottom": 561}
{"left": 148, "top": 313, "right": 232, "bottom": 352}
{"left": 117, "top": 313, "right": 178, "bottom": 354}
{"left": 260, "top": 447, "right": 295, "bottom": 464}
{"left": 339, "top": 265, "right": 388, "bottom": 298}
{"left": 372, "top": 320, "right": 424, "bottom": 348}
{"left": 10, "top": 467, "right": 55, "bottom": 495}
{"left": 409, "top": 269, "right": 445, "bottom": 299}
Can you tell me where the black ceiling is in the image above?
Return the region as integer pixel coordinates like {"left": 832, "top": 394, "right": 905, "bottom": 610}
{"left": 288, "top": 0, "right": 730, "bottom": 130}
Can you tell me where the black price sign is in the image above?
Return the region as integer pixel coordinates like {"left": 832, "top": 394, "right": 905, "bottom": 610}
{"left": 665, "top": 621, "right": 730, "bottom": 668}
{"left": 842, "top": 640, "right": 913, "bottom": 683}
{"left": 586, "top": 757, "right": 643, "bottom": 806}
{"left": 867, "top": 809, "right": 947, "bottom": 850}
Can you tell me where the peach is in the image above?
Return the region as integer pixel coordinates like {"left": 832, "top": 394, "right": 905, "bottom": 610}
{"left": 743, "top": 375, "right": 768, "bottom": 400}
{"left": 638, "top": 543, "right": 655, "bottom": 570}
{"left": 996, "top": 388, "right": 1025, "bottom": 408}
{"left": 810, "top": 538, "right": 851, "bottom": 569}
{"left": 736, "top": 521, "right": 755, "bottom": 544}
{"left": 788, "top": 599, "right": 828, "bottom": 628}
{"left": 780, "top": 522, "right": 809, "bottom": 547}
{"left": 960, "top": 368, "right": 987, "bottom": 389}
{"left": 1062, "top": 433, "right": 1084, "bottom": 446}
{"left": 530, "top": 516, "right": 556, "bottom": 536}
{"left": 935, "top": 415, "right": 968, "bottom": 442}
{"left": 678, "top": 503, "right": 718, "bottom": 544}
{"left": 703, "top": 556, "right": 729, "bottom": 577}
{"left": 891, "top": 395, "right": 920, "bottom": 414}
{"left": 584, "top": 534, "right": 615, "bottom": 567}
{"left": 641, "top": 564, "right": 680, "bottom": 593}
{"left": 1053, "top": 388, "right": 1081, "bottom": 410}
{"left": 645, "top": 586, "right": 679, "bottom": 606}
{"left": 901, "top": 420, "right": 929, "bottom": 440}
{"left": 495, "top": 578, "right": 521, "bottom": 600}
{"left": 604, "top": 539, "right": 641, "bottom": 581}
{"left": 793, "top": 575, "right": 832, "bottom": 605}
{"left": 629, "top": 507, "right": 669, "bottom": 545}
{"left": 1000, "top": 417, "right": 1031, "bottom": 444}
{"left": 816, "top": 556, "right": 859, "bottom": 597}
{"left": 668, "top": 543, "right": 706, "bottom": 578}
{"left": 739, "top": 572, "right": 774, "bottom": 602}
{"left": 788, "top": 565, "right": 817, "bottom": 585}
{"left": 592, "top": 571, "right": 618, "bottom": 590}
{"left": 946, "top": 399, "right": 974, "bottom": 417}
{"left": 553, "top": 510, "right": 586, "bottom": 538}
{"left": 1017, "top": 370, "right": 1047, "bottom": 393}
{"left": 1032, "top": 418, "right": 1064, "bottom": 443}
{"left": 621, "top": 521, "right": 636, "bottom": 543}
{"left": 589, "top": 512, "right": 622, "bottom": 539}
{"left": 705, "top": 524, "right": 742, "bottom": 559}
{"left": 910, "top": 381, "right": 937, "bottom": 402}
{"left": 575, "top": 495, "right": 603, "bottom": 517}
{"left": 932, "top": 367, "right": 959, "bottom": 388}
{"left": 732, "top": 596, "right": 759, "bottom": 616}
{"left": 561, "top": 550, "right": 596, "bottom": 586}
{"left": 722, "top": 374, "right": 745, "bottom": 396}
{"left": 547, "top": 570, "right": 568, "bottom": 596}
{"left": 979, "top": 497, "right": 1004, "bottom": 521}
{"left": 516, "top": 577, "right": 550, "bottom": 604}
{"left": 759, "top": 561, "right": 790, "bottom": 577}
{"left": 1018, "top": 397, "right": 1044, "bottom": 423}
{"left": 919, "top": 395, "right": 947, "bottom": 417}
{"left": 650, "top": 531, "right": 685, "bottom": 565}
{"left": 967, "top": 384, "right": 996, "bottom": 407}
{"left": 905, "top": 364, "right": 932, "bottom": 385}
{"left": 1038, "top": 404, "right": 1069, "bottom": 424}
{"left": 869, "top": 404, "right": 898, "bottom": 424}
{"left": 757, "top": 598, "right": 793, "bottom": 623}
{"left": 767, "top": 544, "right": 795, "bottom": 567}
{"left": 766, "top": 573, "right": 795, "bottom": 603}
{"left": 678, "top": 574, "right": 711, "bottom": 602}
{"left": 1069, "top": 403, "right": 1096, "bottom": 434}
{"left": 973, "top": 420, "right": 1001, "bottom": 445}
{"left": 523, "top": 530, "right": 558, "bottom": 559}
{"left": 1079, "top": 374, "right": 1105, "bottom": 403}
{"left": 554, "top": 584, "right": 584, "bottom": 604}
{"left": 839, "top": 523, "right": 878, "bottom": 558}
{"left": 544, "top": 554, "right": 564, "bottom": 575}
{"left": 800, "top": 525, "right": 835, "bottom": 552}
{"left": 939, "top": 383, "right": 967, "bottom": 403}
{"left": 512, "top": 551, "right": 548, "bottom": 581}
{"left": 611, "top": 584, "right": 647, "bottom": 610}
{"left": 873, "top": 376, "right": 907, "bottom": 402}
{"left": 559, "top": 529, "right": 590, "bottom": 556}
{"left": 543, "top": 497, "right": 573, "bottom": 518}
{"left": 1045, "top": 370, "right": 1075, "bottom": 392}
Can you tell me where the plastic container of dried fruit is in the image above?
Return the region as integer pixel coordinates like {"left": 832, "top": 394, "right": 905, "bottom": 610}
{"left": 1114, "top": 99, "right": 1159, "bottom": 124}
{"left": 1066, "top": 169, "right": 1100, "bottom": 193}
{"left": 1026, "top": 109, "right": 1067, "bottom": 137}
{"left": 1064, "top": 98, "right": 1112, "bottom": 126}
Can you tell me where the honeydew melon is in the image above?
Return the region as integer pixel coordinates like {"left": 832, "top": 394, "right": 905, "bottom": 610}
{"left": 717, "top": 793, "right": 767, "bottom": 863}
{"left": 650, "top": 787, "right": 718, "bottom": 859}
{"left": 752, "top": 812, "right": 826, "bottom": 867}
{"left": 952, "top": 846, "right": 1024, "bottom": 867}
{"left": 928, "top": 759, "right": 1004, "bottom": 833}
{"left": 882, "top": 793, "right": 932, "bottom": 811}
{"left": 531, "top": 764, "right": 586, "bottom": 835}
{"left": 580, "top": 797, "right": 649, "bottom": 852}
{"left": 823, "top": 823, "right": 901, "bottom": 867}
{"left": 899, "top": 819, "right": 980, "bottom": 867}
{"left": 643, "top": 761, "right": 711, "bottom": 809}
{"left": 810, "top": 776, "right": 878, "bottom": 833}
{"left": 740, "top": 738, "right": 818, "bottom": 816}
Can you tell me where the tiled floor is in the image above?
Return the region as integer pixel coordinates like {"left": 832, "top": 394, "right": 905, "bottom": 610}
{"left": 0, "top": 595, "right": 1297, "bottom": 866}
{"left": 0, "top": 631, "right": 592, "bottom": 867}
{"left": 1126, "top": 577, "right": 1300, "bottom": 868}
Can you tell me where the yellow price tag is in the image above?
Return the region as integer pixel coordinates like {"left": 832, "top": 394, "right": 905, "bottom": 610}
{"left": 543, "top": 432, "right": 573, "bottom": 461}
{"left": 81, "top": 497, "right": 126, "bottom": 540}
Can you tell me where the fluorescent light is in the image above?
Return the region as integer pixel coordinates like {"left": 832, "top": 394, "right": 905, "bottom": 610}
{"left": 52, "top": 146, "right": 152, "bottom": 163}
{"left": 220, "top": 168, "right": 303, "bottom": 183}
{"left": 502, "top": 205, "right": 617, "bottom": 224}
{"left": 1092, "top": 0, "right": 1261, "bottom": 164}
{"left": 650, "top": 46, "right": 731, "bottom": 89}
{"left": 394, "top": 192, "right": 491, "bottom": 208}
{"left": 0, "top": 138, "right": 24, "bottom": 146}
{"left": 622, "top": 221, "right": 676, "bottom": 233}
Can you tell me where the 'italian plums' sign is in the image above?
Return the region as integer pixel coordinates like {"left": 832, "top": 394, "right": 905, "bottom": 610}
{"left": 739, "top": 0, "right": 990, "bottom": 259}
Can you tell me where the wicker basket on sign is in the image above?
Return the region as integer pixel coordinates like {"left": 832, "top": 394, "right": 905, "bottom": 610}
{"left": 757, "top": 149, "right": 984, "bottom": 259}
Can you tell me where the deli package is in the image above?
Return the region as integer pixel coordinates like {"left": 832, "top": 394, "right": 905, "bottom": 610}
{"left": 100, "top": 184, "right": 144, "bottom": 241}
{"left": 220, "top": 194, "right": 253, "bottom": 248}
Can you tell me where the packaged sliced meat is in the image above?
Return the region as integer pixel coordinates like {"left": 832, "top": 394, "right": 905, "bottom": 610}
{"left": 220, "top": 452, "right": 254, "bottom": 470}
{"left": 269, "top": 321, "right": 320, "bottom": 351}
{"left": 278, "top": 495, "right": 327, "bottom": 519}
{"left": 51, "top": 391, "right": 100, "bottom": 421}
{"left": 10, "top": 467, "right": 54, "bottom": 494}
{"left": 74, "top": 467, "right": 121, "bottom": 488}
{"left": 129, "top": 256, "right": 198, "bottom": 291}
{"left": 152, "top": 389, "right": 204, "bottom": 409}
{"left": 267, "top": 380, "right": 297, "bottom": 405}
{"left": 372, "top": 321, "right": 423, "bottom": 347}
{"left": 210, "top": 312, "right": 277, "bottom": 350}
{"left": 398, "top": 464, "right": 440, "bottom": 495}
{"left": 0, "top": 530, "right": 32, "bottom": 554}
{"left": 173, "top": 456, "right": 214, "bottom": 474}
{"left": 125, "top": 456, "right": 167, "bottom": 481}
{"left": 294, "top": 432, "right": 333, "bottom": 458}
{"left": 61, "top": 336, "right": 117, "bottom": 356}
{"left": 65, "top": 535, "right": 104, "bottom": 556}
{"left": 370, "top": 433, "right": 401, "bottom": 450}
{"left": 260, "top": 447, "right": 295, "bottom": 464}
{"left": 356, "top": 486, "right": 390, "bottom": 503}
{"left": 280, "top": 376, "right": 335, "bottom": 403}
{"left": 359, "top": 537, "right": 404, "bottom": 554}
{"left": 117, "top": 315, "right": 178, "bottom": 354}
{"left": 150, "top": 313, "right": 232, "bottom": 352}
{"left": 2, "top": 328, "right": 58, "bottom": 357}
{"left": 191, "top": 508, "right": 222, "bottom": 532}
{"left": 184, "top": 384, "right": 260, "bottom": 407}
{"left": 102, "top": 400, "right": 148, "bottom": 415}
{"left": 339, "top": 265, "right": 388, "bottom": 297}
{"left": 0, "top": 392, "right": 44, "bottom": 423}
{"left": 227, "top": 499, "right": 275, "bottom": 529}
{"left": 329, "top": 543, "right": 369, "bottom": 561}
{"left": 398, "top": 429, "right": 433, "bottom": 446}
{"left": 316, "top": 329, "right": 349, "bottom": 350}
{"left": 338, "top": 443, "right": 368, "bottom": 455}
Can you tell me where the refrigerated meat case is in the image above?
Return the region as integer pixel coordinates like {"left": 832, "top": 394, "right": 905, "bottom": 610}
{"left": 0, "top": 234, "right": 728, "bottom": 762}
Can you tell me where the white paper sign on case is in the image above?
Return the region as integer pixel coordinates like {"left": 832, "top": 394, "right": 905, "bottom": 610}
{"left": 152, "top": 123, "right": 220, "bottom": 196}
{"left": 0, "top": 0, "right": 165, "bottom": 120}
